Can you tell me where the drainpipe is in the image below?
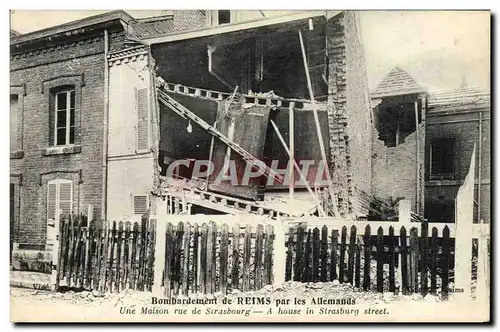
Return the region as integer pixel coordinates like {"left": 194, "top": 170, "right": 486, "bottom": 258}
{"left": 101, "top": 29, "right": 109, "bottom": 220}
{"left": 478, "top": 112, "right": 482, "bottom": 222}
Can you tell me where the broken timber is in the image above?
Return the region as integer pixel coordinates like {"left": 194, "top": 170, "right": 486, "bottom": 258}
{"left": 156, "top": 87, "right": 284, "bottom": 184}
{"left": 162, "top": 180, "right": 317, "bottom": 219}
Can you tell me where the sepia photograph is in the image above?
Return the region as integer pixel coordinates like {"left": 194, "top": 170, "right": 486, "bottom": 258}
{"left": 8, "top": 8, "right": 491, "bottom": 323}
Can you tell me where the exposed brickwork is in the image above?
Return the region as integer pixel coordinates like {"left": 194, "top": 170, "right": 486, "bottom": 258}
{"left": 326, "top": 11, "right": 372, "bottom": 218}
{"left": 10, "top": 26, "right": 125, "bottom": 248}
{"left": 425, "top": 110, "right": 490, "bottom": 222}
{"left": 371, "top": 125, "right": 419, "bottom": 211}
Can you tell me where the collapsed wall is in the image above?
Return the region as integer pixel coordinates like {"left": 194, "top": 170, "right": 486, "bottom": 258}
{"left": 371, "top": 125, "right": 421, "bottom": 212}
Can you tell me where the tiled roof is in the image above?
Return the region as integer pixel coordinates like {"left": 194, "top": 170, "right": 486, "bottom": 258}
{"left": 10, "top": 29, "right": 21, "bottom": 37}
{"left": 428, "top": 87, "right": 490, "bottom": 108}
{"left": 372, "top": 67, "right": 426, "bottom": 98}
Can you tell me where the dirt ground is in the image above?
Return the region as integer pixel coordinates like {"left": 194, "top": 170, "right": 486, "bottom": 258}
{"left": 10, "top": 281, "right": 489, "bottom": 323}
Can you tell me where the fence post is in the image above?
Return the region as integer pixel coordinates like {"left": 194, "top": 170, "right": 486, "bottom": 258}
{"left": 454, "top": 144, "right": 475, "bottom": 300}
{"left": 476, "top": 222, "right": 489, "bottom": 303}
{"left": 87, "top": 204, "right": 94, "bottom": 223}
{"left": 50, "top": 209, "right": 62, "bottom": 291}
{"left": 273, "top": 216, "right": 286, "bottom": 286}
{"left": 398, "top": 200, "right": 411, "bottom": 223}
{"left": 153, "top": 200, "right": 168, "bottom": 295}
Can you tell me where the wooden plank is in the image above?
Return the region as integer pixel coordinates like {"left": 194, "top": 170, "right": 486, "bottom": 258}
{"left": 285, "top": 228, "right": 294, "bottom": 281}
{"left": 442, "top": 226, "right": 450, "bottom": 300}
{"left": 339, "top": 226, "right": 347, "bottom": 283}
{"left": 303, "top": 229, "right": 312, "bottom": 282}
{"left": 66, "top": 216, "right": 75, "bottom": 287}
{"left": 330, "top": 229, "right": 338, "bottom": 281}
{"left": 200, "top": 223, "right": 208, "bottom": 294}
{"left": 98, "top": 225, "right": 108, "bottom": 293}
{"left": 294, "top": 226, "right": 305, "bottom": 281}
{"left": 163, "top": 222, "right": 173, "bottom": 297}
{"left": 77, "top": 224, "right": 86, "bottom": 288}
{"left": 320, "top": 225, "right": 328, "bottom": 282}
{"left": 312, "top": 227, "right": 320, "bottom": 282}
{"left": 149, "top": 219, "right": 157, "bottom": 292}
{"left": 211, "top": 222, "right": 217, "bottom": 293}
{"left": 347, "top": 225, "right": 356, "bottom": 285}
{"left": 108, "top": 221, "right": 117, "bottom": 292}
{"left": 409, "top": 227, "right": 419, "bottom": 294}
{"left": 242, "top": 224, "right": 251, "bottom": 292}
{"left": 363, "top": 225, "right": 371, "bottom": 291}
{"left": 182, "top": 222, "right": 191, "bottom": 296}
{"left": 205, "top": 222, "right": 214, "bottom": 294}
{"left": 420, "top": 221, "right": 429, "bottom": 296}
{"left": 83, "top": 220, "right": 93, "bottom": 289}
{"left": 400, "top": 226, "right": 409, "bottom": 295}
{"left": 355, "top": 238, "right": 361, "bottom": 289}
{"left": 173, "top": 222, "right": 184, "bottom": 296}
{"left": 264, "top": 224, "right": 274, "bottom": 285}
{"left": 430, "top": 227, "right": 438, "bottom": 295}
{"left": 231, "top": 224, "right": 240, "bottom": 291}
{"left": 220, "top": 223, "right": 229, "bottom": 295}
{"left": 388, "top": 226, "right": 395, "bottom": 293}
{"left": 376, "top": 227, "right": 384, "bottom": 293}
{"left": 130, "top": 222, "right": 139, "bottom": 291}
{"left": 254, "top": 224, "right": 264, "bottom": 290}
{"left": 115, "top": 221, "right": 123, "bottom": 292}
{"left": 192, "top": 223, "right": 199, "bottom": 294}
{"left": 123, "top": 222, "right": 131, "bottom": 291}
{"left": 57, "top": 216, "right": 67, "bottom": 287}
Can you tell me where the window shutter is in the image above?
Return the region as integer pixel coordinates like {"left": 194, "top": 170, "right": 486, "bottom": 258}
{"left": 133, "top": 195, "right": 148, "bottom": 215}
{"left": 59, "top": 180, "right": 73, "bottom": 215}
{"left": 136, "top": 88, "right": 149, "bottom": 151}
{"left": 10, "top": 94, "right": 19, "bottom": 152}
{"left": 47, "top": 181, "right": 57, "bottom": 220}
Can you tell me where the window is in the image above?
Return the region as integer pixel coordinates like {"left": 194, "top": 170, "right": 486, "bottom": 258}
{"left": 10, "top": 94, "right": 19, "bottom": 152}
{"left": 430, "top": 138, "right": 455, "bottom": 180}
{"left": 136, "top": 88, "right": 149, "bottom": 151}
{"left": 133, "top": 195, "right": 148, "bottom": 215}
{"left": 54, "top": 89, "right": 75, "bottom": 146}
{"left": 218, "top": 10, "right": 231, "bottom": 24}
{"left": 47, "top": 179, "right": 73, "bottom": 220}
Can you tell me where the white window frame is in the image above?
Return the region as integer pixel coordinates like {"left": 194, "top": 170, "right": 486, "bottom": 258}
{"left": 54, "top": 89, "right": 75, "bottom": 146}
{"left": 47, "top": 179, "right": 73, "bottom": 220}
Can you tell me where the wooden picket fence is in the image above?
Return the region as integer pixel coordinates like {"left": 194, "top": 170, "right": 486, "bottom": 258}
{"left": 284, "top": 219, "right": 491, "bottom": 300}
{"left": 55, "top": 214, "right": 156, "bottom": 293}
{"left": 157, "top": 219, "right": 275, "bottom": 297}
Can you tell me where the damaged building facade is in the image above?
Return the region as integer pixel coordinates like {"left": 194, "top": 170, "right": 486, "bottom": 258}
{"left": 10, "top": 10, "right": 375, "bottom": 258}
{"left": 106, "top": 10, "right": 373, "bottom": 222}
{"left": 371, "top": 67, "right": 490, "bottom": 223}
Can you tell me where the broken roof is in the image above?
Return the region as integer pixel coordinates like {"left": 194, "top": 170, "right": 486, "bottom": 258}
{"left": 428, "top": 87, "right": 490, "bottom": 108}
{"left": 372, "top": 67, "right": 427, "bottom": 99}
{"left": 143, "top": 11, "right": 337, "bottom": 45}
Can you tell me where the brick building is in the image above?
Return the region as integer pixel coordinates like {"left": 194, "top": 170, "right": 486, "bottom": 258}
{"left": 9, "top": 10, "right": 221, "bottom": 255}
{"left": 10, "top": 10, "right": 374, "bottom": 262}
{"left": 370, "top": 67, "right": 490, "bottom": 223}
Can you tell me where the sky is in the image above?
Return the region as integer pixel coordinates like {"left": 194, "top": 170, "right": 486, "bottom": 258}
{"left": 9, "top": 10, "right": 490, "bottom": 92}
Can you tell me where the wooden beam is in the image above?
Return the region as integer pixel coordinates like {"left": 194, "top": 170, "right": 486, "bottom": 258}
{"left": 298, "top": 29, "right": 338, "bottom": 217}
{"left": 270, "top": 119, "right": 326, "bottom": 217}
{"left": 289, "top": 102, "right": 295, "bottom": 201}
{"left": 414, "top": 100, "right": 420, "bottom": 215}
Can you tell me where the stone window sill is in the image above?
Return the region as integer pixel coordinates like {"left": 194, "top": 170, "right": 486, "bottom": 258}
{"left": 42, "top": 145, "right": 81, "bottom": 156}
{"left": 10, "top": 150, "right": 24, "bottom": 159}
